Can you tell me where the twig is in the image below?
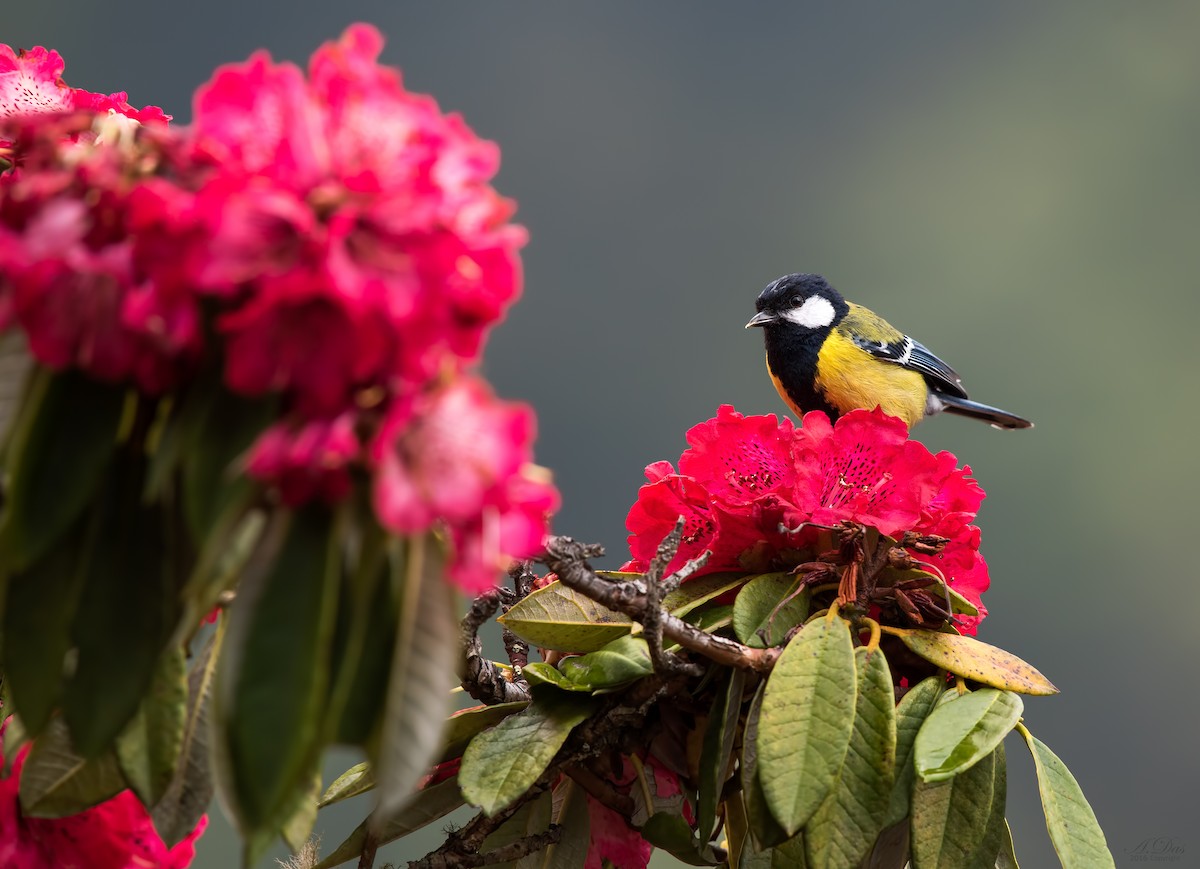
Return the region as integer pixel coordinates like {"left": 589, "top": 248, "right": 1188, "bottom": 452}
{"left": 500, "top": 563, "right": 536, "bottom": 673}
{"left": 641, "top": 520, "right": 705, "bottom": 677}
{"left": 459, "top": 590, "right": 531, "bottom": 705}
{"left": 542, "top": 536, "right": 780, "bottom": 673}
{"left": 358, "top": 828, "right": 379, "bottom": 869}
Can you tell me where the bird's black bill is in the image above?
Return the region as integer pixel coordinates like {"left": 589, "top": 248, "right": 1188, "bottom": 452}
{"left": 745, "top": 311, "right": 776, "bottom": 329}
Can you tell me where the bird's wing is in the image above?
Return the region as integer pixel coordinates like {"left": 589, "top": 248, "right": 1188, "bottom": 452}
{"left": 849, "top": 333, "right": 968, "bottom": 399}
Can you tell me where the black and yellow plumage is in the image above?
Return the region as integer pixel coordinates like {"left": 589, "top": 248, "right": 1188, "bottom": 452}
{"left": 746, "top": 273, "right": 1032, "bottom": 430}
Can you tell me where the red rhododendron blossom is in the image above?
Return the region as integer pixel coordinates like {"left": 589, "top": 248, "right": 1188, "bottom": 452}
{"left": 0, "top": 721, "right": 205, "bottom": 869}
{"left": 0, "top": 43, "right": 168, "bottom": 152}
{"left": 626, "top": 406, "right": 991, "bottom": 632}
{"left": 246, "top": 412, "right": 360, "bottom": 506}
{"left": 372, "top": 377, "right": 557, "bottom": 592}
{"left": 190, "top": 23, "right": 527, "bottom": 403}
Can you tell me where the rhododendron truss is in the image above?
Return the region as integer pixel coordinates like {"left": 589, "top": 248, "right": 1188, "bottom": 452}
{"left": 0, "top": 25, "right": 556, "bottom": 868}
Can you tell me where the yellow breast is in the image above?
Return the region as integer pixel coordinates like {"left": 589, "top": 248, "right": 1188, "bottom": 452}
{"left": 813, "top": 331, "right": 927, "bottom": 428}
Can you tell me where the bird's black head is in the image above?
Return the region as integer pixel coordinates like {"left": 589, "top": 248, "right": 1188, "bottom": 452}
{"left": 745, "top": 273, "right": 849, "bottom": 332}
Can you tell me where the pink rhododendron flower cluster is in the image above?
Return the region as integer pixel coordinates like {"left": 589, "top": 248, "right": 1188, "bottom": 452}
{"left": 0, "top": 26, "right": 557, "bottom": 592}
{"left": 625, "top": 406, "right": 990, "bottom": 632}
{"left": 0, "top": 721, "right": 205, "bottom": 869}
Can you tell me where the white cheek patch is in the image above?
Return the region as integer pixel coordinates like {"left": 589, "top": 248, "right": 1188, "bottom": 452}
{"left": 784, "top": 295, "right": 836, "bottom": 329}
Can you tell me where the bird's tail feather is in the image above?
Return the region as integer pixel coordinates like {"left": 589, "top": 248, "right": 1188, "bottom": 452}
{"left": 937, "top": 394, "right": 1033, "bottom": 430}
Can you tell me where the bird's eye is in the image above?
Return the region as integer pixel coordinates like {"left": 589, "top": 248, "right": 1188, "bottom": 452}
{"left": 789, "top": 296, "right": 803, "bottom": 307}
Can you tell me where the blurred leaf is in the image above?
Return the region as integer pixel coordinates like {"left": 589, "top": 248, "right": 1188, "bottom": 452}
{"left": 882, "top": 627, "right": 1058, "bottom": 696}
{"left": 805, "top": 647, "right": 897, "bottom": 868}
{"left": 0, "top": 369, "right": 124, "bottom": 572}
{"left": 499, "top": 581, "right": 632, "bottom": 652}
{"left": 115, "top": 644, "right": 187, "bottom": 807}
{"left": 280, "top": 767, "right": 322, "bottom": 853}
{"left": 2, "top": 713, "right": 28, "bottom": 775}
{"left": 662, "top": 571, "right": 748, "bottom": 617}
{"left": 558, "top": 635, "right": 653, "bottom": 690}
{"left": 910, "top": 743, "right": 999, "bottom": 869}
{"left": 325, "top": 518, "right": 388, "bottom": 745}
{"left": 517, "top": 777, "right": 590, "bottom": 869}
{"left": 460, "top": 690, "right": 595, "bottom": 816}
{"left": 523, "top": 662, "right": 592, "bottom": 692}
{"left": 63, "top": 466, "right": 177, "bottom": 757}
{"left": 153, "top": 626, "right": 222, "bottom": 847}
{"left": 970, "top": 743, "right": 1008, "bottom": 869}
{"left": 733, "top": 573, "right": 810, "bottom": 649}
{"left": 215, "top": 505, "right": 340, "bottom": 835}
{"left": 373, "top": 535, "right": 459, "bottom": 818}
{"left": 698, "top": 667, "right": 746, "bottom": 842}
{"left": 758, "top": 615, "right": 857, "bottom": 835}
{"left": 1, "top": 525, "right": 88, "bottom": 736}
{"left": 885, "top": 676, "right": 943, "bottom": 828}
{"left": 314, "top": 775, "right": 464, "bottom": 869}
{"left": 741, "top": 683, "right": 789, "bottom": 850}
{"left": 481, "top": 789, "right": 552, "bottom": 867}
{"left": 179, "top": 380, "right": 276, "bottom": 543}
{"left": 18, "top": 717, "right": 125, "bottom": 818}
{"left": 640, "top": 812, "right": 724, "bottom": 865}
{"left": 1019, "top": 727, "right": 1114, "bottom": 869}
{"left": 915, "top": 689, "right": 1021, "bottom": 782}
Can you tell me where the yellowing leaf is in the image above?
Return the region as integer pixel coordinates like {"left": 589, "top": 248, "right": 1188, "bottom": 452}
{"left": 881, "top": 627, "right": 1058, "bottom": 696}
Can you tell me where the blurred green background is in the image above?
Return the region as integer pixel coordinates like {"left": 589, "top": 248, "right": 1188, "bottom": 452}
{"left": 8, "top": 3, "right": 1199, "bottom": 867}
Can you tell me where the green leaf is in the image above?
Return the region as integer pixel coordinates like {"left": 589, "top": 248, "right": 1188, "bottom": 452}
{"left": 63, "top": 468, "right": 178, "bottom": 757}
{"left": 861, "top": 820, "right": 911, "bottom": 869}
{"left": 18, "top": 717, "right": 126, "bottom": 818}
{"left": 805, "top": 647, "right": 897, "bottom": 869}
{"left": 741, "top": 683, "right": 788, "bottom": 851}
{"left": 910, "top": 742, "right": 999, "bottom": 869}
{"left": 516, "top": 777, "right": 591, "bottom": 869}
{"left": 280, "top": 767, "right": 321, "bottom": 853}
{"left": 460, "top": 690, "right": 595, "bottom": 816}
{"left": 179, "top": 380, "right": 276, "bottom": 543}
{"left": 153, "top": 625, "right": 223, "bottom": 846}
{"left": 314, "top": 775, "right": 465, "bottom": 869}
{"left": 0, "top": 524, "right": 89, "bottom": 736}
{"left": 997, "top": 820, "right": 1021, "bottom": 868}
{"left": 757, "top": 614, "right": 857, "bottom": 835}
{"left": 970, "top": 743, "right": 1008, "bottom": 869}
{"left": 732, "top": 573, "right": 810, "bottom": 648}
{"left": 115, "top": 644, "right": 187, "bottom": 808}
{"left": 557, "top": 635, "right": 653, "bottom": 690}
{"left": 885, "top": 676, "right": 943, "bottom": 828}
{"left": 684, "top": 603, "right": 734, "bottom": 634}
{"left": 373, "top": 535, "right": 460, "bottom": 818}
{"left": 1019, "top": 726, "right": 1114, "bottom": 869}
{"left": 662, "top": 571, "right": 748, "bottom": 617}
{"left": 882, "top": 627, "right": 1058, "bottom": 696}
{"left": 741, "top": 834, "right": 810, "bottom": 869}
{"left": 523, "top": 662, "right": 592, "bottom": 692}
{"left": 498, "top": 581, "right": 632, "bottom": 652}
{"left": 318, "top": 700, "right": 533, "bottom": 808}
{"left": 640, "top": 812, "right": 724, "bottom": 865}
{"left": 319, "top": 762, "right": 373, "bottom": 808}
{"left": 915, "top": 689, "right": 1022, "bottom": 783}
{"left": 698, "top": 667, "right": 747, "bottom": 841}
{"left": 215, "top": 505, "right": 340, "bottom": 835}
{"left": 0, "top": 369, "right": 124, "bottom": 572}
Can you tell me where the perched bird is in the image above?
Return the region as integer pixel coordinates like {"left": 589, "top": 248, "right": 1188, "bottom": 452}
{"left": 746, "top": 273, "right": 1032, "bottom": 430}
